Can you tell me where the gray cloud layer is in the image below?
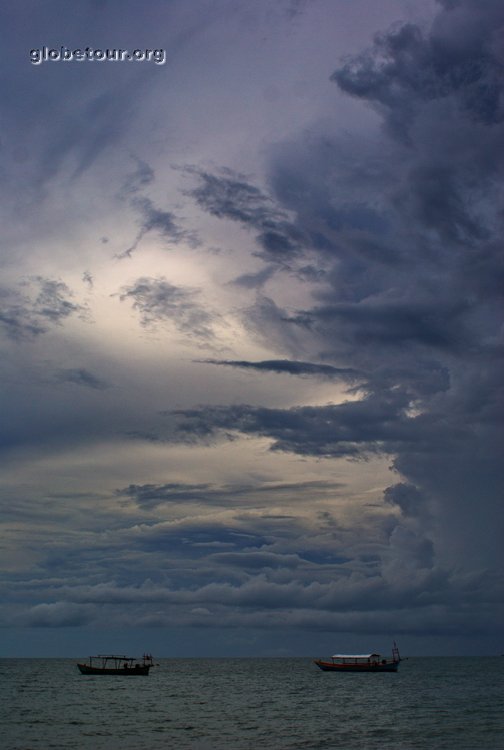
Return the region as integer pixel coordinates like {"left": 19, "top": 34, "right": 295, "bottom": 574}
{"left": 1, "top": 0, "right": 503, "bottom": 655}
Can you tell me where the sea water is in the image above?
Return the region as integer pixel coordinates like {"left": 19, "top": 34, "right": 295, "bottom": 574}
{"left": 1, "top": 657, "right": 503, "bottom": 749}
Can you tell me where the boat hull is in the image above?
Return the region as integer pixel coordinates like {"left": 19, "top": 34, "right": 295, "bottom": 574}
{"left": 314, "top": 659, "right": 399, "bottom": 673}
{"left": 77, "top": 663, "right": 150, "bottom": 675}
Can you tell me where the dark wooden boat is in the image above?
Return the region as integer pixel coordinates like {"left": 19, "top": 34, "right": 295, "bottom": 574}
{"left": 314, "top": 643, "right": 401, "bottom": 673}
{"left": 77, "top": 653, "right": 155, "bottom": 675}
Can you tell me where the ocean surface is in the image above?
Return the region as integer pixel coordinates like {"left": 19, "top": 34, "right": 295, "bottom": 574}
{"left": 1, "top": 657, "right": 503, "bottom": 749}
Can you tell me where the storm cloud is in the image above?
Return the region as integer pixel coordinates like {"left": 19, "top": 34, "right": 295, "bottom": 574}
{"left": 170, "top": 0, "right": 504, "bottom": 592}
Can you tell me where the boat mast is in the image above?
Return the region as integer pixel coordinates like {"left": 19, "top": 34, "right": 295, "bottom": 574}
{"left": 392, "top": 641, "right": 401, "bottom": 663}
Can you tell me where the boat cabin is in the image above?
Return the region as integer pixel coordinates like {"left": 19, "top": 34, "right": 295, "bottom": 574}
{"left": 330, "top": 653, "right": 385, "bottom": 666}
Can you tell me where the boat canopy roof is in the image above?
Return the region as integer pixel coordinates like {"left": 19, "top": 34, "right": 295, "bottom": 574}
{"left": 331, "top": 653, "right": 381, "bottom": 659}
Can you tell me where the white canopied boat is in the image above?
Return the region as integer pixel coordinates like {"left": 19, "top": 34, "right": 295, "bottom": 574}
{"left": 314, "top": 643, "right": 401, "bottom": 672}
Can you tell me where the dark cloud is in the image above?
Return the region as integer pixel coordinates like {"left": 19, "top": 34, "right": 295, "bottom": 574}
{"left": 8, "top": 536, "right": 499, "bottom": 636}
{"left": 82, "top": 271, "right": 93, "bottom": 289}
{"left": 188, "top": 167, "right": 280, "bottom": 227}
{"left": 179, "top": 0, "right": 504, "bottom": 582}
{"left": 118, "top": 479, "right": 345, "bottom": 509}
{"left": 119, "top": 481, "right": 216, "bottom": 507}
{"left": 0, "top": 278, "right": 84, "bottom": 341}
{"left": 332, "top": 6, "right": 504, "bottom": 143}
{"left": 33, "top": 276, "right": 83, "bottom": 324}
{"left": 231, "top": 264, "right": 277, "bottom": 289}
{"left": 208, "top": 550, "right": 306, "bottom": 570}
{"left": 120, "top": 158, "right": 155, "bottom": 197}
{"left": 172, "top": 391, "right": 416, "bottom": 458}
{"left": 198, "top": 358, "right": 361, "bottom": 381}
{"left": 1, "top": 472, "right": 501, "bottom": 641}
{"left": 135, "top": 199, "right": 182, "bottom": 237}
{"left": 186, "top": 167, "right": 306, "bottom": 263}
{"left": 55, "top": 368, "right": 110, "bottom": 390}
{"left": 119, "top": 276, "right": 215, "bottom": 339}
{"left": 0, "top": 296, "right": 46, "bottom": 341}
{"left": 290, "top": 297, "right": 472, "bottom": 353}
{"left": 32, "top": 278, "right": 84, "bottom": 324}
{"left": 119, "top": 197, "right": 191, "bottom": 258}
{"left": 117, "top": 160, "right": 199, "bottom": 258}
{"left": 384, "top": 482, "right": 427, "bottom": 518}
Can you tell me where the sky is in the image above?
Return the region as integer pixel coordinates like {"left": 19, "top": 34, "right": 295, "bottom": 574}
{"left": 0, "top": 0, "right": 503, "bottom": 658}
